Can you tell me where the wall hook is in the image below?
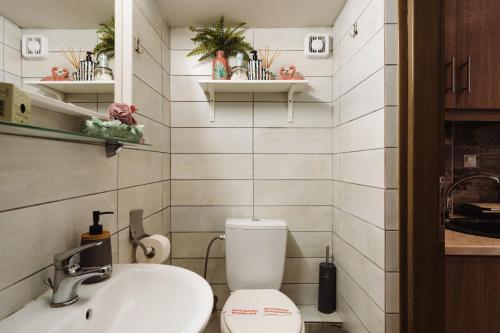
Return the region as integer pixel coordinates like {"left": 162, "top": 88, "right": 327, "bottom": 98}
{"left": 134, "top": 37, "right": 144, "bottom": 54}
{"left": 349, "top": 22, "right": 358, "bottom": 38}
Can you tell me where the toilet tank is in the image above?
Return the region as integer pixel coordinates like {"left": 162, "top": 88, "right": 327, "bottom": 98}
{"left": 225, "top": 218, "right": 287, "bottom": 291}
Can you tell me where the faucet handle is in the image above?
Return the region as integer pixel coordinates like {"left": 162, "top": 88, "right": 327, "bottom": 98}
{"left": 53, "top": 242, "right": 103, "bottom": 269}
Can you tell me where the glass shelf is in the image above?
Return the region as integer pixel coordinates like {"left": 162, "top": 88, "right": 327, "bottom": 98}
{"left": 0, "top": 120, "right": 150, "bottom": 157}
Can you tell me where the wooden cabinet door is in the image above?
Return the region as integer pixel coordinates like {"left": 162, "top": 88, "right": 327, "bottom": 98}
{"left": 456, "top": 0, "right": 500, "bottom": 109}
{"left": 444, "top": 0, "right": 457, "bottom": 109}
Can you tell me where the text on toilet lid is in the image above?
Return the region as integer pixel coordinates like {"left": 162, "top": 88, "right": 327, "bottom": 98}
{"left": 228, "top": 308, "right": 295, "bottom": 316}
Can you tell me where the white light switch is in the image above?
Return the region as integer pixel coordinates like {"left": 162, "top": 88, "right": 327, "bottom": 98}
{"left": 464, "top": 155, "right": 477, "bottom": 168}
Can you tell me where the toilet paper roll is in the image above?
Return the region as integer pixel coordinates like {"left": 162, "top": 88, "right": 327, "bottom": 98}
{"left": 135, "top": 235, "right": 170, "bottom": 264}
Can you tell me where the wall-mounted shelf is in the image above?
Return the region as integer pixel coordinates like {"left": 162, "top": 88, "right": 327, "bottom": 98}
{"left": 0, "top": 120, "right": 149, "bottom": 157}
{"left": 199, "top": 80, "right": 308, "bottom": 122}
{"left": 24, "top": 80, "right": 115, "bottom": 94}
{"left": 25, "top": 90, "right": 108, "bottom": 120}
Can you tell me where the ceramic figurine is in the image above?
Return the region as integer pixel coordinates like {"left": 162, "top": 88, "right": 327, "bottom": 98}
{"left": 41, "top": 67, "right": 70, "bottom": 81}
{"left": 279, "top": 65, "right": 304, "bottom": 80}
{"left": 212, "top": 50, "right": 229, "bottom": 80}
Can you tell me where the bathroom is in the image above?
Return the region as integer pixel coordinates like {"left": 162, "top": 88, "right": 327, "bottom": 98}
{"left": 0, "top": 0, "right": 497, "bottom": 332}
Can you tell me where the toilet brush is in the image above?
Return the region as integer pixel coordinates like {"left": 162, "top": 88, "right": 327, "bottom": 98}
{"left": 318, "top": 246, "right": 336, "bottom": 313}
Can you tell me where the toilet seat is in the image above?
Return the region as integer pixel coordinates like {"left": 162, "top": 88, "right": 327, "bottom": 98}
{"left": 220, "top": 289, "right": 304, "bottom": 333}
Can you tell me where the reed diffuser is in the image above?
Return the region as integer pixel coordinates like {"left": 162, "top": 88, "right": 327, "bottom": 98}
{"left": 258, "top": 46, "right": 281, "bottom": 80}
{"left": 62, "top": 48, "right": 82, "bottom": 81}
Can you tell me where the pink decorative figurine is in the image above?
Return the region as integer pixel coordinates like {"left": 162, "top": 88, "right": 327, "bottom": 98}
{"left": 41, "top": 67, "right": 70, "bottom": 81}
{"left": 108, "top": 103, "right": 138, "bottom": 125}
{"left": 279, "top": 65, "right": 304, "bottom": 80}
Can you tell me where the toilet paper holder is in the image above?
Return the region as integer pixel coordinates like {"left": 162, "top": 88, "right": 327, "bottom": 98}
{"left": 130, "top": 209, "right": 156, "bottom": 258}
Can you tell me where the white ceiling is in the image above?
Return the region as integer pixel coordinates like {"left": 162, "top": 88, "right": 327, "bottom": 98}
{"left": 159, "top": 0, "right": 346, "bottom": 28}
{"left": 0, "top": 0, "right": 114, "bottom": 29}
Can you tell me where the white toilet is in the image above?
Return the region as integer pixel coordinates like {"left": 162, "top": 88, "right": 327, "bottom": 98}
{"left": 220, "top": 218, "right": 305, "bottom": 333}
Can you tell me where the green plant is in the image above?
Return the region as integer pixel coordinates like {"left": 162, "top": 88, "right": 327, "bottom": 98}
{"left": 94, "top": 17, "right": 115, "bottom": 59}
{"left": 187, "top": 16, "right": 253, "bottom": 62}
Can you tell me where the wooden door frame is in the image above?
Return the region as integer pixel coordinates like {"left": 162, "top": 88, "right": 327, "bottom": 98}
{"left": 399, "top": 0, "right": 445, "bottom": 332}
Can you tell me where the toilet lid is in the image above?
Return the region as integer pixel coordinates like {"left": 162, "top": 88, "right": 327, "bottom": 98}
{"left": 222, "top": 289, "right": 302, "bottom": 333}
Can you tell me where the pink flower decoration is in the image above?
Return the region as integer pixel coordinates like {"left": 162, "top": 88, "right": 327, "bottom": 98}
{"left": 108, "top": 103, "right": 138, "bottom": 125}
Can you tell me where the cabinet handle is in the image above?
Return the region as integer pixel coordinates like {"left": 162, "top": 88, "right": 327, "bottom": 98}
{"left": 446, "top": 56, "right": 456, "bottom": 93}
{"left": 461, "top": 56, "right": 471, "bottom": 93}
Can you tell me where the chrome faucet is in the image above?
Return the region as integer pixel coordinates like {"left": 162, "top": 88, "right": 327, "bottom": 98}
{"left": 44, "top": 242, "right": 112, "bottom": 307}
{"left": 443, "top": 174, "right": 500, "bottom": 219}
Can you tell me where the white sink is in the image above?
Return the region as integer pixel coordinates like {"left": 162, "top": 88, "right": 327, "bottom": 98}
{"left": 0, "top": 264, "right": 213, "bottom": 333}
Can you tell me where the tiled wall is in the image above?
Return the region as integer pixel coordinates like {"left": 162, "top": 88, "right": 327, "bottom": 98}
{"left": 445, "top": 122, "right": 500, "bottom": 207}
{"left": 0, "top": 15, "right": 22, "bottom": 85}
{"left": 169, "top": 26, "right": 335, "bottom": 311}
{"left": 332, "top": 0, "right": 399, "bottom": 333}
{"left": 0, "top": 0, "right": 170, "bottom": 320}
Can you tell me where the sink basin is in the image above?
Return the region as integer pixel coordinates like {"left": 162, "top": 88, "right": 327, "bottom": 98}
{"left": 446, "top": 219, "right": 500, "bottom": 238}
{"left": 0, "top": 264, "right": 213, "bottom": 333}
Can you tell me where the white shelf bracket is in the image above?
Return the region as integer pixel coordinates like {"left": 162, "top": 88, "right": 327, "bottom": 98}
{"left": 288, "top": 84, "right": 297, "bottom": 123}
{"left": 208, "top": 86, "right": 215, "bottom": 122}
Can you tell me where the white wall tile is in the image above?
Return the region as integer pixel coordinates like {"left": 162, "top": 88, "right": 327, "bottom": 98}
{"left": 254, "top": 206, "right": 333, "bottom": 232}
{"left": 171, "top": 128, "right": 252, "bottom": 153}
{"left": 171, "top": 180, "right": 253, "bottom": 205}
{"left": 134, "top": 0, "right": 162, "bottom": 34}
{"left": 340, "top": 182, "right": 386, "bottom": 229}
{"left": 340, "top": 149, "right": 385, "bottom": 188}
{"left": 284, "top": 258, "right": 323, "bottom": 283}
{"left": 254, "top": 180, "right": 332, "bottom": 205}
{"left": 133, "top": 2, "right": 161, "bottom": 62}
{"left": 287, "top": 232, "right": 332, "bottom": 257}
{"left": 339, "top": 109, "right": 385, "bottom": 152}
{"left": 339, "top": 68, "right": 384, "bottom": 123}
{"left": 171, "top": 206, "right": 253, "bottom": 232}
{"left": 0, "top": 44, "right": 3, "bottom": 71}
{"left": 254, "top": 128, "right": 332, "bottom": 153}
{"left": 171, "top": 102, "right": 253, "bottom": 127}
{"left": 4, "top": 46, "right": 21, "bottom": 76}
{"left": 3, "top": 19, "right": 21, "bottom": 50}
{"left": 117, "top": 182, "right": 163, "bottom": 230}
{"left": 254, "top": 102, "right": 333, "bottom": 128}
{"left": 254, "top": 154, "right": 332, "bottom": 179}
{"left": 340, "top": 211, "right": 385, "bottom": 268}
{"left": 253, "top": 27, "right": 332, "bottom": 51}
{"left": 338, "top": 268, "right": 385, "bottom": 333}
{"left": 133, "top": 50, "right": 162, "bottom": 93}
{"left": 171, "top": 154, "right": 253, "bottom": 179}
{"left": 118, "top": 150, "right": 162, "bottom": 188}
{"left": 170, "top": 50, "right": 211, "bottom": 75}
{"left": 281, "top": 284, "right": 318, "bottom": 305}
{"left": 172, "top": 232, "right": 225, "bottom": 258}
{"left": 133, "top": 76, "right": 163, "bottom": 122}
{"left": 23, "top": 29, "right": 97, "bottom": 52}
{"left": 337, "top": 240, "right": 385, "bottom": 309}
{"left": 339, "top": 0, "right": 384, "bottom": 67}
{"left": 0, "top": 135, "right": 117, "bottom": 211}
{"left": 161, "top": 41, "right": 170, "bottom": 73}
{"left": 267, "top": 51, "right": 333, "bottom": 77}
{"left": 340, "top": 28, "right": 384, "bottom": 95}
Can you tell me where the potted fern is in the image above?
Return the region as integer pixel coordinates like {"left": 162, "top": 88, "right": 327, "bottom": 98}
{"left": 188, "top": 16, "right": 253, "bottom": 80}
{"left": 94, "top": 17, "right": 115, "bottom": 59}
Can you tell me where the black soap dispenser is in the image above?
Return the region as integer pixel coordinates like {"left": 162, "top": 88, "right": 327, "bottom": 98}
{"left": 318, "top": 246, "right": 336, "bottom": 313}
{"left": 80, "top": 211, "right": 114, "bottom": 283}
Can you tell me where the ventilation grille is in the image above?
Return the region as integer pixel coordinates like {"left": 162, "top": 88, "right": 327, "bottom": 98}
{"left": 22, "top": 35, "right": 49, "bottom": 60}
{"left": 304, "top": 34, "right": 329, "bottom": 58}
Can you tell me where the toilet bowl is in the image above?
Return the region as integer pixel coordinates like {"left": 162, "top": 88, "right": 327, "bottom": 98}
{"left": 220, "top": 289, "right": 305, "bottom": 333}
{"left": 220, "top": 219, "right": 305, "bottom": 333}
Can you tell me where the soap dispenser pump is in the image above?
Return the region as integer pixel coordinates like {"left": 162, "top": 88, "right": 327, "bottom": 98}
{"left": 80, "top": 210, "right": 114, "bottom": 283}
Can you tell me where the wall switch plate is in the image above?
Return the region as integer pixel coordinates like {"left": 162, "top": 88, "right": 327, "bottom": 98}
{"left": 464, "top": 155, "right": 477, "bottom": 168}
